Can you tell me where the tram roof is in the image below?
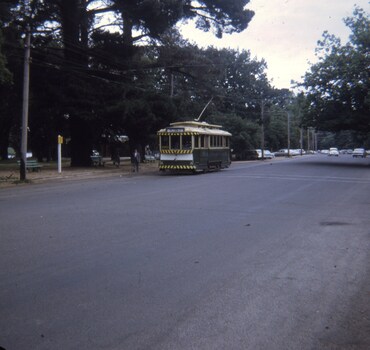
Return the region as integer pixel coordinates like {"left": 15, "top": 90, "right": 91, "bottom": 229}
{"left": 157, "top": 120, "right": 231, "bottom": 136}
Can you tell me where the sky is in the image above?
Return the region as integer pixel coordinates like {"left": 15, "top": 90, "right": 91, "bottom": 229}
{"left": 179, "top": 0, "right": 369, "bottom": 90}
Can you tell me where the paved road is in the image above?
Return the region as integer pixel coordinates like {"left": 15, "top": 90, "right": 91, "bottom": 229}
{"left": 1, "top": 155, "right": 369, "bottom": 350}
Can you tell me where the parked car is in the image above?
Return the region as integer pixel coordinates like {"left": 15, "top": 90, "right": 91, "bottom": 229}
{"left": 328, "top": 147, "right": 339, "bottom": 156}
{"left": 340, "top": 149, "right": 353, "bottom": 154}
{"left": 256, "top": 149, "right": 275, "bottom": 159}
{"left": 154, "top": 151, "right": 160, "bottom": 160}
{"left": 290, "top": 149, "right": 302, "bottom": 156}
{"left": 274, "top": 149, "right": 289, "bottom": 157}
{"left": 232, "top": 150, "right": 258, "bottom": 161}
{"left": 352, "top": 148, "right": 366, "bottom": 158}
{"left": 274, "top": 149, "right": 303, "bottom": 156}
{"left": 264, "top": 150, "right": 275, "bottom": 159}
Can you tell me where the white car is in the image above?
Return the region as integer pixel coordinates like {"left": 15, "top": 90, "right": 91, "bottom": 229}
{"left": 274, "top": 149, "right": 288, "bottom": 157}
{"left": 352, "top": 148, "right": 366, "bottom": 158}
{"left": 328, "top": 148, "right": 339, "bottom": 156}
{"left": 290, "top": 149, "right": 301, "bottom": 156}
{"left": 256, "top": 149, "right": 275, "bottom": 159}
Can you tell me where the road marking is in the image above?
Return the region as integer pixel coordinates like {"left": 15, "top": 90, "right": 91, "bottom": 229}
{"left": 222, "top": 173, "right": 370, "bottom": 184}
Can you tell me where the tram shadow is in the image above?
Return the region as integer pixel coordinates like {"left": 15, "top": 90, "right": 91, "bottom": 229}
{"left": 303, "top": 158, "right": 370, "bottom": 169}
{"left": 158, "top": 168, "right": 230, "bottom": 176}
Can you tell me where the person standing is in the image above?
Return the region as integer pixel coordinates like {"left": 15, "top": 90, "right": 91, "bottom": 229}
{"left": 132, "top": 149, "right": 141, "bottom": 172}
{"left": 113, "top": 148, "right": 120, "bottom": 167}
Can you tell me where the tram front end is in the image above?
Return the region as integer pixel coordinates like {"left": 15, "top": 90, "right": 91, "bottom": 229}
{"left": 159, "top": 149, "right": 196, "bottom": 171}
{"left": 157, "top": 121, "right": 231, "bottom": 173}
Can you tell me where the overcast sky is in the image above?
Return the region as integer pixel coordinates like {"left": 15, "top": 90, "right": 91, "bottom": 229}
{"left": 179, "top": 0, "right": 369, "bottom": 90}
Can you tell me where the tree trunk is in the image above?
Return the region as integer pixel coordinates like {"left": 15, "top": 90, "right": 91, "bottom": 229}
{"left": 59, "top": 0, "right": 93, "bottom": 166}
{"left": 121, "top": 9, "right": 136, "bottom": 61}
{"left": 70, "top": 115, "right": 93, "bottom": 167}
{"left": 122, "top": 11, "right": 133, "bottom": 47}
{"left": 0, "top": 112, "right": 13, "bottom": 160}
{"left": 0, "top": 134, "right": 9, "bottom": 160}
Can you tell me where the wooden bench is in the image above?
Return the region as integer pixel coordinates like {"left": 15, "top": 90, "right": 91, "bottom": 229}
{"left": 144, "top": 154, "right": 156, "bottom": 163}
{"left": 17, "top": 159, "right": 43, "bottom": 172}
{"left": 90, "top": 155, "right": 105, "bottom": 167}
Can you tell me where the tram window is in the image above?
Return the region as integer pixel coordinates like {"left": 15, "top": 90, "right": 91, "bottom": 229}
{"left": 201, "top": 135, "right": 209, "bottom": 148}
{"left": 210, "top": 136, "right": 220, "bottom": 148}
{"left": 171, "top": 135, "right": 180, "bottom": 149}
{"left": 204, "top": 136, "right": 209, "bottom": 148}
{"left": 194, "top": 136, "right": 199, "bottom": 148}
{"left": 182, "top": 135, "right": 192, "bottom": 149}
{"left": 161, "top": 135, "right": 169, "bottom": 149}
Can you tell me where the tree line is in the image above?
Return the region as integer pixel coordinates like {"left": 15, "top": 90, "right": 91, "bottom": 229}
{"left": 301, "top": 6, "right": 370, "bottom": 148}
{"left": 0, "top": 1, "right": 368, "bottom": 164}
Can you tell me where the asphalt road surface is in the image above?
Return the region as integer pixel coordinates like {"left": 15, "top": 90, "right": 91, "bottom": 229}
{"left": 1, "top": 155, "right": 369, "bottom": 350}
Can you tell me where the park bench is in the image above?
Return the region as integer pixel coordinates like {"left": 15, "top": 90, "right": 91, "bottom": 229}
{"left": 144, "top": 154, "right": 156, "bottom": 163}
{"left": 90, "top": 155, "right": 105, "bottom": 167}
{"left": 17, "top": 159, "right": 43, "bottom": 172}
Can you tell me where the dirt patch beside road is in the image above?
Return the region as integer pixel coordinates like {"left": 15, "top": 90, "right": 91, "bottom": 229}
{"left": 0, "top": 160, "right": 159, "bottom": 189}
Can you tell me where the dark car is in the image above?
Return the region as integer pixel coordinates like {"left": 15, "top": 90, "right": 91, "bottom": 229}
{"left": 352, "top": 148, "right": 366, "bottom": 158}
{"left": 232, "top": 150, "right": 258, "bottom": 161}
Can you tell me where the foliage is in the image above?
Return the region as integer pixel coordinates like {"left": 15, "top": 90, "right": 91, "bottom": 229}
{"left": 1, "top": 0, "right": 301, "bottom": 163}
{"left": 110, "top": 0, "right": 254, "bottom": 41}
{"left": 0, "top": 20, "right": 23, "bottom": 160}
{"left": 302, "top": 7, "right": 370, "bottom": 133}
{"left": 0, "top": 1, "right": 16, "bottom": 159}
{"left": 210, "top": 113, "right": 259, "bottom": 158}
{"left": 0, "top": 31, "right": 12, "bottom": 85}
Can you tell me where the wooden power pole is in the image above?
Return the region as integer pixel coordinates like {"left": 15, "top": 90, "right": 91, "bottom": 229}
{"left": 20, "top": 26, "right": 31, "bottom": 181}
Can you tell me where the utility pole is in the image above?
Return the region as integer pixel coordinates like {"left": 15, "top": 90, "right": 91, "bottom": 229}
{"left": 287, "top": 111, "right": 291, "bottom": 157}
{"left": 298, "top": 107, "right": 303, "bottom": 155}
{"left": 20, "top": 26, "right": 31, "bottom": 181}
{"left": 307, "top": 128, "right": 310, "bottom": 152}
{"left": 260, "top": 97, "right": 265, "bottom": 160}
{"left": 245, "top": 94, "right": 267, "bottom": 160}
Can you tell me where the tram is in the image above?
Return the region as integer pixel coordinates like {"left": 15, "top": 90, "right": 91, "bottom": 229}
{"left": 157, "top": 120, "right": 232, "bottom": 172}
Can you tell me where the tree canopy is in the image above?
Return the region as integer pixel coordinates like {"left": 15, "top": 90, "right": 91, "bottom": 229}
{"left": 4, "top": 0, "right": 354, "bottom": 163}
{"left": 302, "top": 7, "right": 370, "bottom": 134}
{"left": 0, "top": 0, "right": 268, "bottom": 163}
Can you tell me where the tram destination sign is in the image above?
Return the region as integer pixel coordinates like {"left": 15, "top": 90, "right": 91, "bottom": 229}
{"left": 166, "top": 127, "right": 185, "bottom": 132}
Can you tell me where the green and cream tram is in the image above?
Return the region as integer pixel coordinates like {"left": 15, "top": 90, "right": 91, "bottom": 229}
{"left": 157, "top": 121, "right": 231, "bottom": 172}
